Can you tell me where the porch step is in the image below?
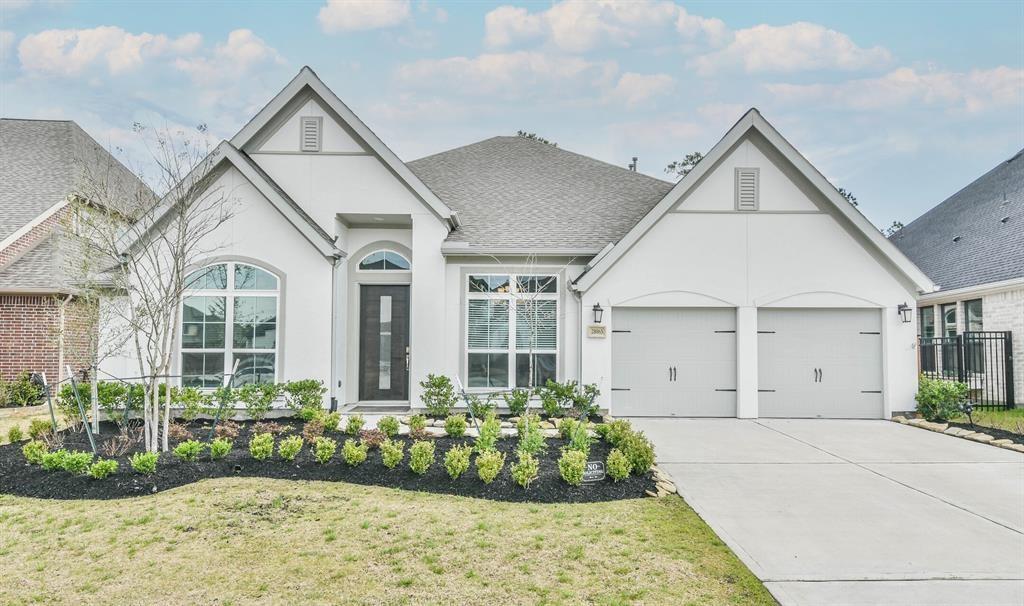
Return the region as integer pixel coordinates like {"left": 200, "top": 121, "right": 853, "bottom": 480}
{"left": 343, "top": 403, "right": 411, "bottom": 414}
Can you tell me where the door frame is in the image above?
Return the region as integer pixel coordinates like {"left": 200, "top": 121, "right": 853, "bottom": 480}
{"left": 358, "top": 284, "right": 411, "bottom": 401}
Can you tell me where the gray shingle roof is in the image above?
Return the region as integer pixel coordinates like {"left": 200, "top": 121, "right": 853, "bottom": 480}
{"left": 408, "top": 136, "right": 674, "bottom": 251}
{"left": 891, "top": 149, "right": 1024, "bottom": 291}
{"left": 1, "top": 118, "right": 151, "bottom": 292}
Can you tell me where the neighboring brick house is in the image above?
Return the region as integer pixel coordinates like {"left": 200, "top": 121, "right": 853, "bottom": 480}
{"left": 0, "top": 119, "right": 148, "bottom": 387}
{"left": 892, "top": 148, "right": 1024, "bottom": 406}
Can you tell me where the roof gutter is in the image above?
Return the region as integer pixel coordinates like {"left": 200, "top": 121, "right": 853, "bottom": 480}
{"left": 440, "top": 244, "right": 602, "bottom": 257}
{"left": 918, "top": 276, "right": 1024, "bottom": 302}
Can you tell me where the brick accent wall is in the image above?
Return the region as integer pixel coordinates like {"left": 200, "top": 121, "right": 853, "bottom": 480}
{"left": 0, "top": 294, "right": 96, "bottom": 386}
{"left": 983, "top": 288, "right": 1024, "bottom": 406}
{"left": 0, "top": 204, "right": 67, "bottom": 271}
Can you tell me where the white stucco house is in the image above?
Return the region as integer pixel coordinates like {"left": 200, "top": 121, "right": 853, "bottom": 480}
{"left": 101, "top": 66, "right": 936, "bottom": 420}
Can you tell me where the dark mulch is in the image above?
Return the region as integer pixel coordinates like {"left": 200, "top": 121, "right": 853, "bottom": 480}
{"left": 0, "top": 419, "right": 655, "bottom": 503}
{"left": 945, "top": 420, "right": 1024, "bottom": 444}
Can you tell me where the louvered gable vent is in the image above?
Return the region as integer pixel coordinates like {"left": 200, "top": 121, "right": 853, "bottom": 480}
{"left": 300, "top": 116, "right": 322, "bottom": 152}
{"left": 735, "top": 167, "right": 759, "bottom": 211}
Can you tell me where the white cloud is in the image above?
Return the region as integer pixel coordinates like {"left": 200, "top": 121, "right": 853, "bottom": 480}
{"left": 766, "top": 66, "right": 1024, "bottom": 113}
{"left": 18, "top": 26, "right": 200, "bottom": 76}
{"left": 395, "top": 51, "right": 617, "bottom": 98}
{"left": 606, "top": 72, "right": 674, "bottom": 107}
{"left": 484, "top": 0, "right": 725, "bottom": 52}
{"left": 318, "top": 0, "right": 410, "bottom": 33}
{"left": 174, "top": 29, "right": 283, "bottom": 86}
{"left": 690, "top": 22, "right": 891, "bottom": 75}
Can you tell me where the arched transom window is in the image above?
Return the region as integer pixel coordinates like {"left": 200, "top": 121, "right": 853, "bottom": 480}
{"left": 357, "top": 250, "right": 410, "bottom": 271}
{"left": 181, "top": 262, "right": 279, "bottom": 388}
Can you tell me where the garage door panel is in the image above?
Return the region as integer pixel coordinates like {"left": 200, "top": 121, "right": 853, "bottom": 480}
{"left": 758, "top": 308, "right": 883, "bottom": 419}
{"left": 612, "top": 307, "right": 736, "bottom": 417}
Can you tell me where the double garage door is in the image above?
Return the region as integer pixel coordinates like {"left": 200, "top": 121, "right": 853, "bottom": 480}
{"left": 611, "top": 307, "right": 883, "bottom": 418}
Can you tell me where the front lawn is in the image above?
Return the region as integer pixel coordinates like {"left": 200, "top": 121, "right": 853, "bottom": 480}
{"left": 0, "top": 478, "right": 775, "bottom": 605}
{"left": 954, "top": 407, "right": 1024, "bottom": 436}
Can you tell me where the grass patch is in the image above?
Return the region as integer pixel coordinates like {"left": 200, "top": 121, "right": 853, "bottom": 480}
{"left": 955, "top": 407, "right": 1024, "bottom": 436}
{"left": 0, "top": 477, "right": 773, "bottom": 605}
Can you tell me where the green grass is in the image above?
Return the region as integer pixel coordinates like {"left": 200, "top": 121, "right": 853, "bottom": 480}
{"left": 0, "top": 477, "right": 774, "bottom": 605}
{"left": 955, "top": 407, "right": 1024, "bottom": 436}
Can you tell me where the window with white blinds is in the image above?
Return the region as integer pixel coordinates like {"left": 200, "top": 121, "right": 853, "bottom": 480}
{"left": 466, "top": 273, "right": 558, "bottom": 389}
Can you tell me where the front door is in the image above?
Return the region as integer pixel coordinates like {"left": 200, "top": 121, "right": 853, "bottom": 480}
{"left": 359, "top": 285, "right": 410, "bottom": 401}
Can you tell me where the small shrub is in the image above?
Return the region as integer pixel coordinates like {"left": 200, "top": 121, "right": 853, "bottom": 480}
{"left": 359, "top": 429, "right": 386, "bottom": 449}
{"left": 278, "top": 435, "right": 303, "bottom": 461}
{"left": 27, "top": 418, "right": 54, "bottom": 440}
{"left": 7, "top": 425, "right": 24, "bottom": 443}
{"left": 510, "top": 452, "right": 539, "bottom": 489}
{"left": 167, "top": 422, "right": 193, "bottom": 442}
{"left": 303, "top": 418, "right": 325, "bottom": 443}
{"left": 101, "top": 425, "right": 141, "bottom": 457}
{"left": 559, "top": 417, "right": 579, "bottom": 439}
{"left": 22, "top": 440, "right": 47, "bottom": 464}
{"left": 237, "top": 382, "right": 282, "bottom": 421}
{"left": 210, "top": 437, "right": 233, "bottom": 460}
{"left": 503, "top": 388, "right": 531, "bottom": 416}
{"left": 409, "top": 440, "right": 435, "bottom": 475}
{"left": 474, "top": 414, "right": 501, "bottom": 453}
{"left": 558, "top": 449, "right": 586, "bottom": 486}
{"left": 517, "top": 425, "right": 547, "bottom": 457}
{"left": 377, "top": 415, "right": 400, "bottom": 437}
{"left": 313, "top": 436, "right": 337, "bottom": 464}
{"left": 61, "top": 451, "right": 94, "bottom": 474}
{"left": 173, "top": 439, "right": 205, "bottom": 462}
{"left": 419, "top": 374, "right": 457, "bottom": 417}
{"left": 129, "top": 451, "right": 158, "bottom": 475}
{"left": 380, "top": 439, "right": 404, "bottom": 469}
{"left": 600, "top": 419, "right": 633, "bottom": 447}
{"left": 342, "top": 439, "right": 369, "bottom": 466}
{"left": 252, "top": 421, "right": 289, "bottom": 436}
{"left": 620, "top": 432, "right": 655, "bottom": 475}
{"left": 41, "top": 449, "right": 69, "bottom": 471}
{"left": 214, "top": 419, "right": 240, "bottom": 440}
{"left": 408, "top": 414, "right": 428, "bottom": 439}
{"left": 321, "top": 412, "right": 341, "bottom": 432}
{"left": 249, "top": 433, "right": 275, "bottom": 461}
{"left": 537, "top": 379, "right": 575, "bottom": 418}
{"left": 444, "top": 414, "right": 467, "bottom": 438}
{"left": 177, "top": 386, "right": 215, "bottom": 422}
{"left": 344, "top": 414, "right": 365, "bottom": 435}
{"left": 606, "top": 449, "right": 631, "bottom": 482}
{"left": 443, "top": 443, "right": 472, "bottom": 480}
{"left": 467, "top": 394, "right": 495, "bottom": 419}
{"left": 565, "top": 422, "right": 592, "bottom": 458}
{"left": 517, "top": 412, "right": 541, "bottom": 439}
{"left": 4, "top": 371, "right": 43, "bottom": 407}
{"left": 916, "top": 375, "right": 968, "bottom": 421}
{"left": 476, "top": 449, "right": 506, "bottom": 484}
{"left": 569, "top": 383, "right": 600, "bottom": 418}
{"left": 88, "top": 458, "right": 119, "bottom": 480}
{"left": 283, "top": 379, "right": 327, "bottom": 421}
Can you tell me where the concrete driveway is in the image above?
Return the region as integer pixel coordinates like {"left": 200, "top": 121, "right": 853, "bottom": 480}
{"left": 629, "top": 418, "right": 1024, "bottom": 606}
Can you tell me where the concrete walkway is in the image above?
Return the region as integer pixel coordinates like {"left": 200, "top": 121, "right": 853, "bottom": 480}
{"left": 629, "top": 418, "right": 1024, "bottom": 606}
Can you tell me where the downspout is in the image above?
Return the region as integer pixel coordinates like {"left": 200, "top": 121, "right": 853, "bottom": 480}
{"left": 329, "top": 252, "right": 343, "bottom": 412}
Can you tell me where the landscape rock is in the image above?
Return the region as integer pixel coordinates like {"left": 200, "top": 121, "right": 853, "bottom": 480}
{"left": 990, "top": 439, "right": 1013, "bottom": 446}
{"left": 644, "top": 490, "right": 658, "bottom": 498}
{"left": 891, "top": 416, "right": 908, "bottom": 424}
{"left": 967, "top": 433, "right": 995, "bottom": 443}
{"left": 1006, "top": 444, "right": 1024, "bottom": 453}
{"left": 919, "top": 421, "right": 948, "bottom": 432}
{"left": 539, "top": 422, "right": 555, "bottom": 430}
{"left": 907, "top": 418, "right": 925, "bottom": 426}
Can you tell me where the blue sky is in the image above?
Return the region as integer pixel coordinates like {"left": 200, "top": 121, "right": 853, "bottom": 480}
{"left": 1, "top": 0, "right": 1021, "bottom": 228}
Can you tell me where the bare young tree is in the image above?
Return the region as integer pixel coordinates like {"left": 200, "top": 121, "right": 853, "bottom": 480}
{"left": 67, "top": 123, "right": 235, "bottom": 452}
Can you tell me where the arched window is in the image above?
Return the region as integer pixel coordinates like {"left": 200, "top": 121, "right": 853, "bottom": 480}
{"left": 357, "top": 250, "right": 410, "bottom": 271}
{"left": 180, "top": 261, "right": 279, "bottom": 388}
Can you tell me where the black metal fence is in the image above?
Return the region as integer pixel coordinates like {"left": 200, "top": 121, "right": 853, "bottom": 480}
{"left": 919, "top": 331, "right": 1015, "bottom": 409}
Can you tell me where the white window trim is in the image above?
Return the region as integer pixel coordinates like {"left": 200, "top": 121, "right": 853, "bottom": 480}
{"left": 355, "top": 249, "right": 412, "bottom": 273}
{"left": 464, "top": 273, "right": 558, "bottom": 391}
{"left": 180, "top": 261, "right": 281, "bottom": 388}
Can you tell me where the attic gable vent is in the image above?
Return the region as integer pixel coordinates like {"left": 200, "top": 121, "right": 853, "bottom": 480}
{"left": 300, "top": 116, "right": 322, "bottom": 152}
{"left": 735, "top": 168, "right": 759, "bottom": 211}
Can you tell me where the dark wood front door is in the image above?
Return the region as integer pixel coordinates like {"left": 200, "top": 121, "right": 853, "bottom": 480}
{"left": 359, "top": 285, "right": 410, "bottom": 401}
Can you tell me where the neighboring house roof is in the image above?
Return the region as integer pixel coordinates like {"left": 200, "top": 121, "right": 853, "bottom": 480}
{"left": 890, "top": 149, "right": 1024, "bottom": 292}
{"left": 408, "top": 136, "right": 675, "bottom": 252}
{"left": 0, "top": 118, "right": 151, "bottom": 293}
{"left": 574, "top": 108, "right": 935, "bottom": 294}
{"left": 231, "top": 66, "right": 456, "bottom": 225}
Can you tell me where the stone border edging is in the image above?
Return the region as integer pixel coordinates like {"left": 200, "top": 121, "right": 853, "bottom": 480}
{"left": 892, "top": 416, "right": 1024, "bottom": 454}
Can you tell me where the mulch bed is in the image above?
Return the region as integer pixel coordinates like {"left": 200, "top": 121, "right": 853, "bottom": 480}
{"left": 945, "top": 420, "right": 1024, "bottom": 444}
{"left": 0, "top": 418, "right": 656, "bottom": 503}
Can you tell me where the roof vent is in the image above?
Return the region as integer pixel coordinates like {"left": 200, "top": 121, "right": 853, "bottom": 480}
{"left": 953, "top": 235, "right": 962, "bottom": 243}
{"left": 300, "top": 116, "right": 322, "bottom": 152}
{"left": 735, "top": 168, "right": 759, "bottom": 211}
{"left": 1001, "top": 216, "right": 1010, "bottom": 224}
{"left": 628, "top": 157, "right": 637, "bottom": 171}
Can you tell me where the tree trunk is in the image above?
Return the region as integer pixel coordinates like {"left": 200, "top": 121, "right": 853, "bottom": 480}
{"left": 162, "top": 363, "right": 170, "bottom": 452}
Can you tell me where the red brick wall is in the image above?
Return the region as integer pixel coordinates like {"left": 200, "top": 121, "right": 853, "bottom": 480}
{"left": 0, "top": 205, "right": 66, "bottom": 271}
{"left": 0, "top": 294, "right": 96, "bottom": 386}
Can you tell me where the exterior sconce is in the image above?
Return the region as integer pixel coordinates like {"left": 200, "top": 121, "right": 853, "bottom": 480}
{"left": 897, "top": 303, "right": 912, "bottom": 323}
{"left": 592, "top": 303, "right": 604, "bottom": 324}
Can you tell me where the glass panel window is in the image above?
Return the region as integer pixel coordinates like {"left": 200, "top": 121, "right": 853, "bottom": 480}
{"left": 235, "top": 264, "right": 278, "bottom": 290}
{"left": 468, "top": 353, "right": 509, "bottom": 388}
{"left": 941, "top": 303, "right": 957, "bottom": 337}
{"left": 964, "top": 299, "right": 983, "bottom": 332}
{"left": 180, "top": 262, "right": 279, "bottom": 389}
{"left": 919, "top": 306, "right": 935, "bottom": 339}
{"left": 469, "top": 275, "right": 510, "bottom": 293}
{"left": 516, "top": 275, "right": 557, "bottom": 294}
{"left": 379, "top": 295, "right": 392, "bottom": 390}
{"left": 516, "top": 353, "right": 556, "bottom": 388}
{"left": 516, "top": 300, "right": 557, "bottom": 350}
{"left": 358, "top": 250, "right": 410, "bottom": 271}
{"left": 467, "top": 299, "right": 509, "bottom": 349}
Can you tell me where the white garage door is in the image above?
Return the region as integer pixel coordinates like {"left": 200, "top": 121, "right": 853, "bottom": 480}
{"left": 612, "top": 308, "right": 736, "bottom": 417}
{"left": 758, "top": 309, "right": 883, "bottom": 419}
